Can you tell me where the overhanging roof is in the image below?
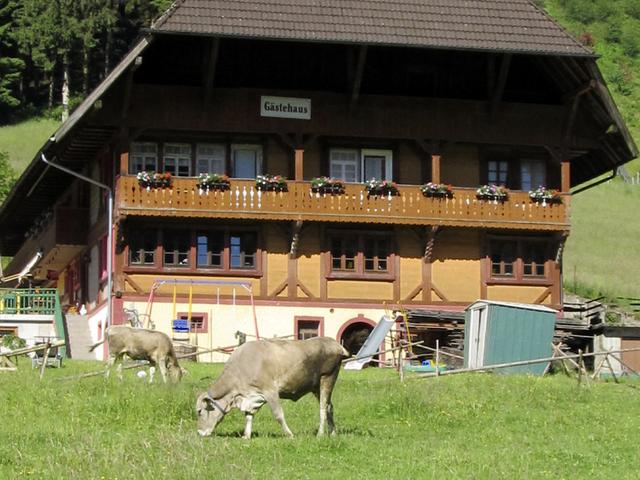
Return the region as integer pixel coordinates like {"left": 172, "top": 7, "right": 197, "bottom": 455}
{"left": 0, "top": 1, "right": 636, "bottom": 256}
{"left": 153, "top": 0, "right": 594, "bottom": 57}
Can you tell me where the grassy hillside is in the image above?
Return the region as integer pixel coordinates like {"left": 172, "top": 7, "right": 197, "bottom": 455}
{"left": 545, "top": 0, "right": 640, "bottom": 175}
{"left": 0, "top": 362, "right": 639, "bottom": 478}
{"left": 566, "top": 180, "right": 640, "bottom": 298}
{"left": 0, "top": 118, "right": 59, "bottom": 171}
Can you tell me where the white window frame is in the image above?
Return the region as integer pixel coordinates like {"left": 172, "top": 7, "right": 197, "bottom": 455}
{"left": 361, "top": 149, "right": 393, "bottom": 182}
{"left": 231, "top": 144, "right": 263, "bottom": 178}
{"left": 129, "top": 142, "right": 158, "bottom": 174}
{"left": 163, "top": 143, "right": 192, "bottom": 177}
{"left": 329, "top": 148, "right": 360, "bottom": 183}
{"left": 196, "top": 143, "right": 226, "bottom": 175}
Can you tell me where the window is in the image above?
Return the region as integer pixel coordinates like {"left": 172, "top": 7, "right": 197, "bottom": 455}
{"left": 231, "top": 144, "right": 262, "bottom": 178}
{"left": 487, "top": 237, "right": 551, "bottom": 282}
{"left": 129, "top": 230, "right": 156, "bottom": 266}
{"left": 178, "top": 313, "right": 208, "bottom": 334}
{"left": 362, "top": 149, "right": 393, "bottom": 181}
{"left": 329, "top": 148, "right": 393, "bottom": 183}
{"left": 230, "top": 232, "right": 257, "bottom": 269}
{"left": 328, "top": 232, "right": 394, "bottom": 278}
{"left": 520, "top": 159, "right": 546, "bottom": 192}
{"left": 163, "top": 230, "right": 190, "bottom": 267}
{"left": 296, "top": 318, "right": 320, "bottom": 340}
{"left": 197, "top": 143, "right": 226, "bottom": 175}
{"left": 129, "top": 142, "right": 157, "bottom": 173}
{"left": 488, "top": 160, "right": 508, "bottom": 185}
{"left": 330, "top": 149, "right": 359, "bottom": 182}
{"left": 490, "top": 240, "right": 516, "bottom": 277}
{"left": 364, "top": 238, "right": 389, "bottom": 272}
{"left": 0, "top": 327, "right": 18, "bottom": 337}
{"left": 197, "top": 231, "right": 224, "bottom": 268}
{"left": 164, "top": 143, "right": 192, "bottom": 177}
{"left": 127, "top": 227, "right": 260, "bottom": 274}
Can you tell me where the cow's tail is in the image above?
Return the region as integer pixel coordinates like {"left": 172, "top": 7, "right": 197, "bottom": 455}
{"left": 88, "top": 338, "right": 105, "bottom": 353}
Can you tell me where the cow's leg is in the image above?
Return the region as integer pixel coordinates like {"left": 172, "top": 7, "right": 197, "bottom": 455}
{"left": 148, "top": 365, "right": 156, "bottom": 383}
{"left": 105, "top": 355, "right": 116, "bottom": 378}
{"left": 266, "top": 396, "right": 294, "bottom": 438}
{"left": 317, "top": 373, "right": 339, "bottom": 436}
{"left": 114, "top": 354, "right": 125, "bottom": 381}
{"left": 157, "top": 359, "right": 169, "bottom": 384}
{"left": 243, "top": 413, "right": 254, "bottom": 439}
{"left": 326, "top": 401, "right": 336, "bottom": 436}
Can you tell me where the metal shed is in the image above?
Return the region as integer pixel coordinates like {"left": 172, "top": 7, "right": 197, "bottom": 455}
{"left": 464, "top": 301, "right": 557, "bottom": 375}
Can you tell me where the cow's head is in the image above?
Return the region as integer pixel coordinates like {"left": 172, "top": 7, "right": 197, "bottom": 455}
{"left": 196, "top": 392, "right": 227, "bottom": 437}
{"left": 168, "top": 364, "right": 186, "bottom": 383}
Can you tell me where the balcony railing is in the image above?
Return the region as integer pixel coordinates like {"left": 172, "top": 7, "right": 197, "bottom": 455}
{"left": 117, "top": 176, "right": 569, "bottom": 230}
{"left": 0, "top": 288, "right": 58, "bottom": 315}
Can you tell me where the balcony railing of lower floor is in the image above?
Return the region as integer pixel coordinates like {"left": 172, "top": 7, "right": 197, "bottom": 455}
{"left": 117, "top": 176, "right": 570, "bottom": 231}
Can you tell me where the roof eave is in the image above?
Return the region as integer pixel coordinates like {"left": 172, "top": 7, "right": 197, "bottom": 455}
{"left": 146, "top": 28, "right": 598, "bottom": 59}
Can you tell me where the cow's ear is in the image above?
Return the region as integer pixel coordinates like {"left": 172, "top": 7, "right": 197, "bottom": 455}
{"left": 202, "top": 395, "right": 216, "bottom": 411}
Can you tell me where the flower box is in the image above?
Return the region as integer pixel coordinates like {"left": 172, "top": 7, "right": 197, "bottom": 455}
{"left": 476, "top": 184, "right": 508, "bottom": 201}
{"left": 137, "top": 171, "right": 172, "bottom": 189}
{"left": 310, "top": 177, "right": 345, "bottom": 195}
{"left": 421, "top": 182, "right": 453, "bottom": 198}
{"left": 197, "top": 173, "right": 230, "bottom": 192}
{"left": 256, "top": 174, "right": 288, "bottom": 192}
{"left": 364, "top": 179, "right": 399, "bottom": 197}
{"left": 528, "top": 186, "right": 561, "bottom": 204}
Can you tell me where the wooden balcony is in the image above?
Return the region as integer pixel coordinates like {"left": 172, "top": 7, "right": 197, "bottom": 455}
{"left": 117, "top": 176, "right": 570, "bottom": 231}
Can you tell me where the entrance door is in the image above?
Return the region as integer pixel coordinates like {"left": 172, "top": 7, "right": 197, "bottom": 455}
{"left": 467, "top": 307, "right": 488, "bottom": 369}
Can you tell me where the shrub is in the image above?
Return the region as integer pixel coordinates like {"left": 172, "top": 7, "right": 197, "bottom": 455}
{"left": 621, "top": 22, "right": 640, "bottom": 57}
{"left": 0, "top": 150, "right": 16, "bottom": 205}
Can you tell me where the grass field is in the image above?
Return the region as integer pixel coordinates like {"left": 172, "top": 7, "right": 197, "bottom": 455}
{"left": 0, "top": 361, "right": 639, "bottom": 479}
{"left": 565, "top": 178, "right": 640, "bottom": 299}
{"left": 0, "top": 118, "right": 60, "bottom": 171}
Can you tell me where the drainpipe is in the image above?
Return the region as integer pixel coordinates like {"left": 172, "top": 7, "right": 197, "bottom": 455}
{"left": 40, "top": 154, "right": 113, "bottom": 335}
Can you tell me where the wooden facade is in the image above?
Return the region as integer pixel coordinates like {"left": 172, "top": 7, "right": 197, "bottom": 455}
{"left": 0, "top": 2, "right": 636, "bottom": 358}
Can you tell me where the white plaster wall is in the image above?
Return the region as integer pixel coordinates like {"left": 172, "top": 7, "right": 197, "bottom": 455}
{"left": 0, "top": 319, "right": 56, "bottom": 346}
{"left": 121, "top": 300, "right": 391, "bottom": 363}
{"left": 87, "top": 303, "right": 109, "bottom": 360}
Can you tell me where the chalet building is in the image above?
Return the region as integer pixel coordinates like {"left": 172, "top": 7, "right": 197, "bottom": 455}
{"left": 0, "top": 0, "right": 636, "bottom": 359}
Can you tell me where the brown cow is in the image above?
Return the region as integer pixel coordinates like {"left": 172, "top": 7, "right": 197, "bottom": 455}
{"left": 196, "top": 337, "right": 349, "bottom": 439}
{"left": 89, "top": 325, "right": 184, "bottom": 383}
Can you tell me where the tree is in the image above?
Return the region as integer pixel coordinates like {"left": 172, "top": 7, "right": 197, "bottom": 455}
{"left": 0, "top": 0, "right": 24, "bottom": 121}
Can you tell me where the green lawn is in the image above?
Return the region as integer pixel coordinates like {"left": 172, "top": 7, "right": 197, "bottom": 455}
{"left": 0, "top": 118, "right": 60, "bottom": 172}
{"left": 565, "top": 178, "right": 640, "bottom": 299}
{"left": 0, "top": 361, "right": 638, "bottom": 479}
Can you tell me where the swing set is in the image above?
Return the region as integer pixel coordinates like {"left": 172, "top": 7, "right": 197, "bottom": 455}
{"left": 142, "top": 279, "right": 260, "bottom": 341}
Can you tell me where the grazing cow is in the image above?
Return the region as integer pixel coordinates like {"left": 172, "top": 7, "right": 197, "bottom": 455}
{"left": 89, "top": 325, "right": 184, "bottom": 383}
{"left": 196, "top": 337, "right": 349, "bottom": 439}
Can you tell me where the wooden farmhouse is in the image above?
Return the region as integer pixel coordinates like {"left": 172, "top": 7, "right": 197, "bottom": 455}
{"left": 0, "top": 0, "right": 636, "bottom": 360}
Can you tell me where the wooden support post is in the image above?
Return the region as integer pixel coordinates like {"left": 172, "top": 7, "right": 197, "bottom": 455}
{"left": 604, "top": 353, "right": 620, "bottom": 383}
{"left": 294, "top": 148, "right": 304, "bottom": 181}
{"left": 431, "top": 154, "right": 441, "bottom": 184}
{"left": 561, "top": 161, "right": 571, "bottom": 193}
{"left": 435, "top": 339, "right": 440, "bottom": 377}
{"left": 608, "top": 352, "right": 640, "bottom": 377}
{"left": 39, "top": 342, "right": 51, "bottom": 380}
